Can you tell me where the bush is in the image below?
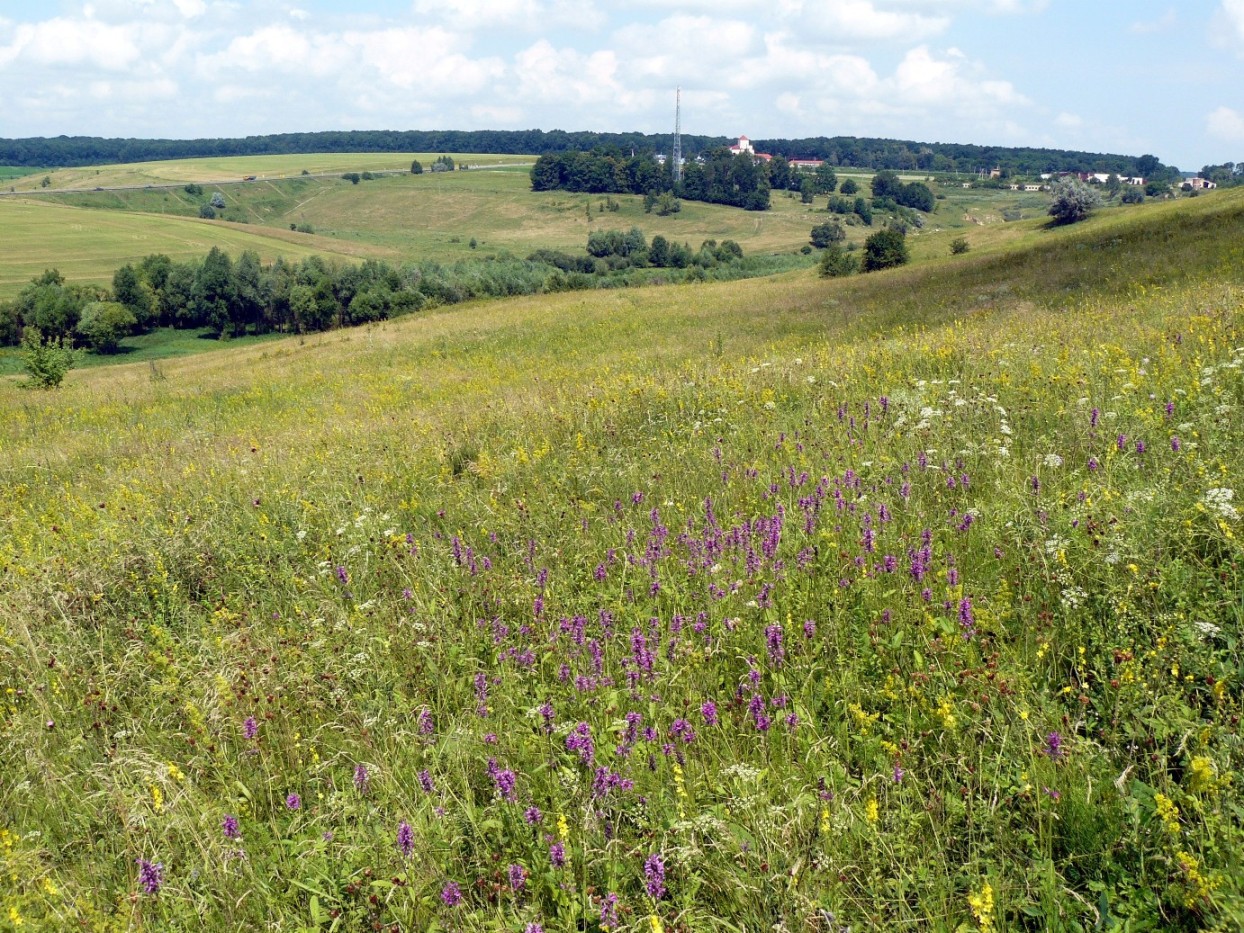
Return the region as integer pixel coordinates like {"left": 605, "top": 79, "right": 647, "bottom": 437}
{"left": 1121, "top": 187, "right": 1145, "bottom": 205}
{"left": 862, "top": 227, "right": 910, "bottom": 272}
{"left": 342, "top": 173, "right": 361, "bottom": 185}
{"left": 810, "top": 221, "right": 845, "bottom": 249}
{"left": 76, "top": 301, "right": 136, "bottom": 354}
{"left": 210, "top": 192, "right": 226, "bottom": 209}
{"left": 950, "top": 237, "right": 970, "bottom": 255}
{"left": 198, "top": 204, "right": 216, "bottom": 219}
{"left": 817, "top": 243, "right": 858, "bottom": 278}
{"left": 19, "top": 328, "right": 75, "bottom": 389}
{"left": 1047, "top": 177, "right": 1100, "bottom": 225}
{"left": 184, "top": 183, "right": 203, "bottom": 196}
{"left": 411, "top": 160, "right": 423, "bottom": 174}
{"left": 840, "top": 178, "right": 859, "bottom": 195}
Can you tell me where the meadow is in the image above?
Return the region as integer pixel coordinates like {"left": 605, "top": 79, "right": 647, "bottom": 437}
{"left": 0, "top": 183, "right": 1241, "bottom": 931}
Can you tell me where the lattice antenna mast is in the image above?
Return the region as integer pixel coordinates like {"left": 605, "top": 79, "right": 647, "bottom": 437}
{"left": 672, "top": 87, "right": 683, "bottom": 186}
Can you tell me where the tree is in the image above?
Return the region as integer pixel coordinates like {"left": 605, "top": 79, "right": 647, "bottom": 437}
{"left": 654, "top": 192, "right": 680, "bottom": 215}
{"left": 76, "top": 301, "right": 136, "bottom": 354}
{"left": 112, "top": 263, "right": 154, "bottom": 330}
{"left": 862, "top": 227, "right": 910, "bottom": 271}
{"left": 19, "top": 328, "right": 75, "bottom": 388}
{"left": 840, "top": 178, "right": 859, "bottom": 195}
{"left": 411, "top": 159, "right": 423, "bottom": 174}
{"left": 199, "top": 204, "right": 216, "bottom": 219}
{"left": 1144, "top": 179, "right": 1168, "bottom": 198}
{"left": 809, "top": 221, "right": 845, "bottom": 249}
{"left": 1047, "top": 177, "right": 1100, "bottom": 225}
{"left": 799, "top": 177, "right": 815, "bottom": 204}
{"left": 210, "top": 191, "right": 226, "bottom": 209}
{"left": 1121, "top": 187, "right": 1145, "bottom": 204}
{"left": 813, "top": 163, "right": 838, "bottom": 195}
{"left": 767, "top": 155, "right": 791, "bottom": 192}
{"left": 1104, "top": 174, "right": 1122, "bottom": 198}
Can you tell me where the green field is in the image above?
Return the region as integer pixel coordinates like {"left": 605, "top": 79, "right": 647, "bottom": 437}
{"left": 1, "top": 185, "right": 1242, "bottom": 930}
{"left": 0, "top": 198, "right": 392, "bottom": 296}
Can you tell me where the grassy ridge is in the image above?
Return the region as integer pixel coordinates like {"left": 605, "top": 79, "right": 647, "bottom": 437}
{"left": 1, "top": 191, "right": 1242, "bottom": 931}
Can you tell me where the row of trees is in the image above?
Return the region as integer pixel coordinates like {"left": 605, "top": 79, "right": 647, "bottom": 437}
{"left": 532, "top": 147, "right": 772, "bottom": 210}
{"left": 0, "top": 231, "right": 760, "bottom": 353}
{"left": 0, "top": 130, "right": 1179, "bottom": 179}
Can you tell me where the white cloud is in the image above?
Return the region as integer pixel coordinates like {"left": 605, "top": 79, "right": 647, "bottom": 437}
{"left": 1221, "top": 0, "right": 1244, "bottom": 45}
{"left": 1207, "top": 105, "right": 1244, "bottom": 142}
{"left": 0, "top": 16, "right": 145, "bottom": 70}
{"left": 173, "top": 0, "right": 207, "bottom": 17}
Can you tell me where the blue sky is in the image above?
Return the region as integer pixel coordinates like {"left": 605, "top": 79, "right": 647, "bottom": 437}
{"left": 0, "top": 1, "right": 1240, "bottom": 170}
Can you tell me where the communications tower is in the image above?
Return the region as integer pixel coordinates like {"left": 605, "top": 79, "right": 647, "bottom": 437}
{"left": 672, "top": 87, "right": 682, "bottom": 185}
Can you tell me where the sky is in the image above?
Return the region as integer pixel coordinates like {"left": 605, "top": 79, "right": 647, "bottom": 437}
{"left": 0, "top": 1, "right": 1241, "bottom": 170}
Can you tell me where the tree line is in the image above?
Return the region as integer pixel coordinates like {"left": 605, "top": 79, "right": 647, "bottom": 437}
{"left": 0, "top": 233, "right": 763, "bottom": 354}
{"left": 0, "top": 130, "right": 1178, "bottom": 179}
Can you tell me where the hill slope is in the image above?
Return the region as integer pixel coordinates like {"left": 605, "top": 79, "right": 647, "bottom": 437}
{"left": 1, "top": 191, "right": 1242, "bottom": 930}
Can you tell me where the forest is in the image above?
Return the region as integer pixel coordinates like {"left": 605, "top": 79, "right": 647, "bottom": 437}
{"left": 0, "top": 129, "right": 1179, "bottom": 178}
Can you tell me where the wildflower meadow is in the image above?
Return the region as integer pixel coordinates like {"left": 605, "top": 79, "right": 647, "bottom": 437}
{"left": 1, "top": 190, "right": 1242, "bottom": 931}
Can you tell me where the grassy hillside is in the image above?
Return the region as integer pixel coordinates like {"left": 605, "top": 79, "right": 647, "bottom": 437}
{"left": 0, "top": 198, "right": 393, "bottom": 296}
{"left": 1, "top": 189, "right": 1242, "bottom": 931}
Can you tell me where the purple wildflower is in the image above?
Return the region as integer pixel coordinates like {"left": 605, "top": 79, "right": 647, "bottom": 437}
{"left": 566, "top": 722, "right": 595, "bottom": 766}
{"left": 1171, "top": 436, "right": 1181, "bottom": 452}
{"left": 136, "top": 858, "right": 163, "bottom": 895}
{"left": 285, "top": 792, "right": 301, "bottom": 810}
{"left": 701, "top": 700, "right": 718, "bottom": 726}
{"left": 397, "top": 821, "right": 414, "bottom": 858}
{"left": 335, "top": 565, "right": 349, "bottom": 585}
{"left": 508, "top": 863, "right": 528, "bottom": 893}
{"left": 600, "top": 893, "right": 620, "bottom": 929}
{"left": 958, "top": 597, "right": 975, "bottom": 639}
{"left": 222, "top": 814, "right": 240, "bottom": 840}
{"left": 417, "top": 709, "right": 435, "bottom": 735}
{"left": 893, "top": 764, "right": 905, "bottom": 784}
{"left": 549, "top": 841, "right": 566, "bottom": 868}
{"left": 242, "top": 716, "right": 259, "bottom": 741}
{"left": 524, "top": 806, "right": 543, "bottom": 825}
{"left": 765, "top": 623, "right": 785, "bottom": 666}
{"left": 525, "top": 925, "right": 545, "bottom": 933}
{"left": 353, "top": 764, "right": 370, "bottom": 795}
{"left": 418, "top": 769, "right": 435, "bottom": 794}
{"left": 644, "top": 853, "right": 667, "bottom": 899}
{"left": 1044, "top": 732, "right": 1064, "bottom": 760}
{"left": 441, "top": 881, "right": 462, "bottom": 907}
{"left": 493, "top": 768, "right": 517, "bottom": 802}
{"left": 1117, "top": 434, "right": 1128, "bottom": 451}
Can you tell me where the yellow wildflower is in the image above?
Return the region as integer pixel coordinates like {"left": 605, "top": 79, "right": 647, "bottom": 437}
{"left": 967, "top": 881, "right": 994, "bottom": 933}
{"left": 557, "top": 813, "right": 569, "bottom": 842}
{"left": 167, "top": 762, "right": 185, "bottom": 783}
{"left": 1188, "top": 757, "right": 1217, "bottom": 795}
{"left": 865, "top": 797, "right": 879, "bottom": 824}
{"left": 150, "top": 784, "right": 164, "bottom": 813}
{"left": 820, "top": 807, "right": 830, "bottom": 834}
{"left": 649, "top": 915, "right": 664, "bottom": 933}
{"left": 1154, "top": 793, "right": 1180, "bottom": 835}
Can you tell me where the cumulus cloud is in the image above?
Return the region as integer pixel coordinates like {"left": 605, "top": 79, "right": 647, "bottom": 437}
{"left": 0, "top": 16, "right": 146, "bottom": 70}
{"left": 1221, "top": 0, "right": 1244, "bottom": 46}
{"left": 1207, "top": 105, "right": 1244, "bottom": 142}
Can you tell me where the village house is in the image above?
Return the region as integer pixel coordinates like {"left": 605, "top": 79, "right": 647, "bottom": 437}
{"left": 728, "top": 135, "right": 773, "bottom": 162}
{"left": 1187, "top": 176, "right": 1217, "bottom": 190}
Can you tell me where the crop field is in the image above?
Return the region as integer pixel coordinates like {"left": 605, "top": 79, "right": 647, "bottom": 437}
{"left": 3, "top": 153, "right": 534, "bottom": 192}
{"left": 1, "top": 187, "right": 1242, "bottom": 931}
{"left": 0, "top": 199, "right": 393, "bottom": 297}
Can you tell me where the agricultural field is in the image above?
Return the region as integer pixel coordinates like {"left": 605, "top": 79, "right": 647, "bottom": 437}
{"left": 2, "top": 153, "right": 533, "bottom": 192}
{"left": 1, "top": 187, "right": 1242, "bottom": 931}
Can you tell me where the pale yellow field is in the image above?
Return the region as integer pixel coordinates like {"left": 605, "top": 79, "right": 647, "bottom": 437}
{"left": 6, "top": 152, "right": 533, "bottom": 191}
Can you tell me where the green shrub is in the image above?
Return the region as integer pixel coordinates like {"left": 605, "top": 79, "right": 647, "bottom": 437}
{"left": 862, "top": 227, "right": 910, "bottom": 271}
{"left": 19, "top": 328, "right": 75, "bottom": 388}
{"left": 950, "top": 237, "right": 970, "bottom": 255}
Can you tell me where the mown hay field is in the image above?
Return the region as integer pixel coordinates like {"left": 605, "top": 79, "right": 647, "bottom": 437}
{"left": 1, "top": 189, "right": 1242, "bottom": 931}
